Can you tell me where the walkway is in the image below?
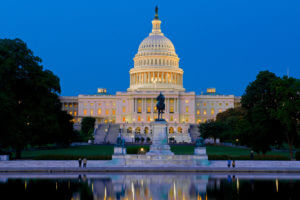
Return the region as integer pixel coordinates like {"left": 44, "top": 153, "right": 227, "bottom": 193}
{"left": 0, "top": 160, "right": 300, "bottom": 173}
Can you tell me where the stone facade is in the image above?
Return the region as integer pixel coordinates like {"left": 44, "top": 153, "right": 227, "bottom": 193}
{"left": 60, "top": 10, "right": 240, "bottom": 143}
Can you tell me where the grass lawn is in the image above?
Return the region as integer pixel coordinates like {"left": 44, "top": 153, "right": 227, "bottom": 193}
{"left": 20, "top": 144, "right": 292, "bottom": 160}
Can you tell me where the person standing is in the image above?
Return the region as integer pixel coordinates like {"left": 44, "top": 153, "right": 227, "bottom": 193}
{"left": 250, "top": 150, "right": 254, "bottom": 160}
{"left": 78, "top": 158, "right": 82, "bottom": 167}
{"left": 227, "top": 159, "right": 231, "bottom": 168}
{"left": 83, "top": 158, "right": 87, "bottom": 168}
{"left": 232, "top": 160, "right": 236, "bottom": 168}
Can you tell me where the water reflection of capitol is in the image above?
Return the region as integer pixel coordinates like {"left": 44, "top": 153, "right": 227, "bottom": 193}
{"left": 61, "top": 8, "right": 240, "bottom": 144}
{"left": 90, "top": 175, "right": 209, "bottom": 200}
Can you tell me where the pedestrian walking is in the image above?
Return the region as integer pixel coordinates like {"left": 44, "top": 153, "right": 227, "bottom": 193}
{"left": 250, "top": 150, "right": 254, "bottom": 160}
{"left": 227, "top": 159, "right": 231, "bottom": 168}
{"left": 83, "top": 157, "right": 87, "bottom": 168}
{"left": 232, "top": 160, "right": 235, "bottom": 168}
{"left": 78, "top": 158, "right": 82, "bottom": 167}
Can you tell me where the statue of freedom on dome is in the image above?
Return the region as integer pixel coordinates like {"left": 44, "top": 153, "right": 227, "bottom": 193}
{"left": 156, "top": 92, "right": 165, "bottom": 121}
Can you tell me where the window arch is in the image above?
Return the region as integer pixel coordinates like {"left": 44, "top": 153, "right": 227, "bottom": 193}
{"left": 178, "top": 127, "right": 182, "bottom": 133}
{"left": 135, "top": 127, "right": 141, "bottom": 134}
{"left": 127, "top": 127, "right": 132, "bottom": 133}
{"left": 144, "top": 127, "right": 149, "bottom": 134}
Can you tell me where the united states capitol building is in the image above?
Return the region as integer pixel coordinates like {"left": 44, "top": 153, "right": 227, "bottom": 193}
{"left": 60, "top": 9, "right": 240, "bottom": 143}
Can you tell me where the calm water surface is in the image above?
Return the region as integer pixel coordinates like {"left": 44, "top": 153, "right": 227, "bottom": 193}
{"left": 0, "top": 173, "right": 299, "bottom": 200}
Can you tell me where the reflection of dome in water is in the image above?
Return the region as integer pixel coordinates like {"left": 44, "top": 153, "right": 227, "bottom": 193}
{"left": 128, "top": 8, "right": 185, "bottom": 92}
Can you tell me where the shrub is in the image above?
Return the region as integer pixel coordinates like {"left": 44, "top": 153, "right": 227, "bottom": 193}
{"left": 207, "top": 154, "right": 289, "bottom": 160}
{"left": 126, "top": 146, "right": 149, "bottom": 154}
{"left": 34, "top": 155, "right": 112, "bottom": 160}
{"left": 296, "top": 151, "right": 300, "bottom": 161}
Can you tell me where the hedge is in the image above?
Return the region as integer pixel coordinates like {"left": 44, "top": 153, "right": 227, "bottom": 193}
{"left": 34, "top": 155, "right": 112, "bottom": 160}
{"left": 208, "top": 154, "right": 289, "bottom": 160}
{"left": 126, "top": 146, "right": 150, "bottom": 154}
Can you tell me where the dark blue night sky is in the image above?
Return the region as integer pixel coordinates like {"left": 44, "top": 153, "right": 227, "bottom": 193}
{"left": 1, "top": 0, "right": 299, "bottom": 96}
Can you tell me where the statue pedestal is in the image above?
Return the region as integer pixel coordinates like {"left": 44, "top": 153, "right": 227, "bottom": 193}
{"left": 147, "top": 121, "right": 174, "bottom": 155}
{"left": 194, "top": 147, "right": 207, "bottom": 156}
{"left": 114, "top": 147, "right": 126, "bottom": 155}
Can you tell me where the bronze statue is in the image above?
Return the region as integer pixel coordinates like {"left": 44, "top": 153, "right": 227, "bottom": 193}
{"left": 195, "top": 137, "right": 205, "bottom": 147}
{"left": 156, "top": 92, "right": 165, "bottom": 121}
{"left": 154, "top": 6, "right": 159, "bottom": 19}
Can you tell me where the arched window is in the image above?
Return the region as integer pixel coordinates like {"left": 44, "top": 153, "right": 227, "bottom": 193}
{"left": 127, "top": 127, "right": 132, "bottom": 133}
{"left": 135, "top": 127, "right": 141, "bottom": 134}
{"left": 144, "top": 127, "right": 149, "bottom": 134}
{"left": 169, "top": 127, "right": 174, "bottom": 134}
{"left": 178, "top": 127, "right": 182, "bottom": 133}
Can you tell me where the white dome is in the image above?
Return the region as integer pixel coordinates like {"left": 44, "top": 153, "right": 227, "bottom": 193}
{"left": 138, "top": 34, "right": 176, "bottom": 55}
{"left": 128, "top": 9, "right": 185, "bottom": 92}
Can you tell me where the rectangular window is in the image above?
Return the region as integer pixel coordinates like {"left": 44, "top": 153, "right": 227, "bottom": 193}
{"left": 122, "top": 116, "right": 126, "bottom": 122}
{"left": 97, "top": 108, "right": 101, "bottom": 115}
{"left": 90, "top": 109, "right": 94, "bottom": 116}
{"left": 147, "top": 115, "right": 151, "bottom": 122}
{"left": 147, "top": 107, "right": 151, "bottom": 113}
{"left": 219, "top": 109, "right": 222, "bottom": 113}
{"left": 186, "top": 106, "right": 189, "bottom": 113}
{"left": 69, "top": 104, "right": 73, "bottom": 107}
{"left": 154, "top": 106, "right": 157, "bottom": 113}
{"left": 83, "top": 109, "right": 87, "bottom": 116}
{"left": 185, "top": 117, "right": 189, "bottom": 123}
{"left": 211, "top": 108, "right": 215, "bottom": 115}
{"left": 170, "top": 106, "right": 174, "bottom": 113}
{"left": 137, "top": 106, "right": 142, "bottom": 113}
{"left": 170, "top": 115, "right": 174, "bottom": 121}
{"left": 122, "top": 106, "right": 126, "bottom": 113}
{"left": 74, "top": 111, "right": 77, "bottom": 116}
{"left": 203, "top": 109, "right": 207, "bottom": 115}
{"left": 138, "top": 115, "right": 141, "bottom": 122}
{"left": 197, "top": 110, "right": 200, "bottom": 115}
{"left": 112, "top": 109, "right": 116, "bottom": 115}
{"left": 105, "top": 109, "right": 109, "bottom": 115}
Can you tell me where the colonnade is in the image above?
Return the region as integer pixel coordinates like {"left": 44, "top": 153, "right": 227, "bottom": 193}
{"left": 130, "top": 72, "right": 183, "bottom": 86}
{"left": 135, "top": 58, "right": 178, "bottom": 67}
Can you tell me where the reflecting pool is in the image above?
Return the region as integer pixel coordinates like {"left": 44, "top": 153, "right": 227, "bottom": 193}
{"left": 0, "top": 173, "right": 299, "bottom": 200}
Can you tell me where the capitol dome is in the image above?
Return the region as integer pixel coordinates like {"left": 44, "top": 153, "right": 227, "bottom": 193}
{"left": 137, "top": 34, "right": 176, "bottom": 56}
{"left": 128, "top": 7, "right": 185, "bottom": 92}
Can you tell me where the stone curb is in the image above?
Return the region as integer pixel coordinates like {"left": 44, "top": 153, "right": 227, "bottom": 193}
{"left": 1, "top": 167, "right": 300, "bottom": 173}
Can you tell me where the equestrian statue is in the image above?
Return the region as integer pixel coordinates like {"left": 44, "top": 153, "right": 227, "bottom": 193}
{"left": 156, "top": 92, "right": 165, "bottom": 121}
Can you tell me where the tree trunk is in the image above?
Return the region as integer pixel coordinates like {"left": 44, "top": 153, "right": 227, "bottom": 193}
{"left": 288, "top": 143, "right": 293, "bottom": 160}
{"left": 15, "top": 147, "right": 22, "bottom": 159}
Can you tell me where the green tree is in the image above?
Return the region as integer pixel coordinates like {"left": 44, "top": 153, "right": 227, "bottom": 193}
{"left": 271, "top": 76, "right": 300, "bottom": 159}
{"left": 80, "top": 117, "right": 95, "bottom": 141}
{"left": 0, "top": 38, "right": 75, "bottom": 158}
{"left": 215, "top": 107, "right": 246, "bottom": 143}
{"left": 199, "top": 120, "right": 224, "bottom": 144}
{"left": 241, "top": 71, "right": 284, "bottom": 154}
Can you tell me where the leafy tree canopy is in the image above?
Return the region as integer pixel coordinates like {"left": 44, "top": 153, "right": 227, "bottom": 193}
{"left": 0, "top": 38, "right": 75, "bottom": 158}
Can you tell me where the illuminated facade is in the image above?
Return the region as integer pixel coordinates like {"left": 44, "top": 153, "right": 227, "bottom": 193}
{"left": 60, "top": 9, "right": 240, "bottom": 143}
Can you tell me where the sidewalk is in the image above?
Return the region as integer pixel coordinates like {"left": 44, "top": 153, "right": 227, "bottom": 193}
{"left": 0, "top": 160, "right": 300, "bottom": 173}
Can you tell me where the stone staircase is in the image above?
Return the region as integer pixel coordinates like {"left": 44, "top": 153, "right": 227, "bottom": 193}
{"left": 105, "top": 124, "right": 121, "bottom": 144}
{"left": 189, "top": 124, "right": 200, "bottom": 143}
{"left": 94, "top": 124, "right": 109, "bottom": 144}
